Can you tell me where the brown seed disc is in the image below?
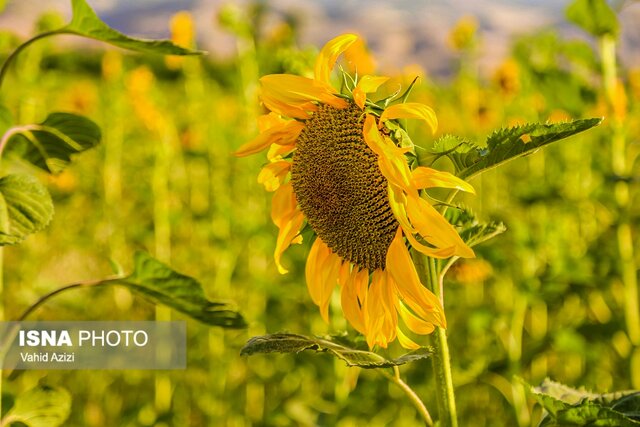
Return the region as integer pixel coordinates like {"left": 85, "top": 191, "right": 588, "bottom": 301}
{"left": 291, "top": 102, "right": 398, "bottom": 271}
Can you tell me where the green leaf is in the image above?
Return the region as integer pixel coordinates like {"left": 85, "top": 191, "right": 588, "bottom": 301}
{"left": 566, "top": 0, "right": 619, "bottom": 38}
{"left": 455, "top": 119, "right": 602, "bottom": 180}
{"left": 446, "top": 206, "right": 506, "bottom": 248}
{"left": 241, "top": 333, "right": 432, "bottom": 369}
{"left": 62, "top": 0, "right": 202, "bottom": 56}
{"left": 424, "top": 134, "right": 481, "bottom": 172}
{"left": 523, "top": 378, "right": 640, "bottom": 426}
{"left": 114, "top": 252, "right": 247, "bottom": 328}
{"left": 0, "top": 174, "right": 54, "bottom": 246}
{"left": 2, "top": 385, "right": 71, "bottom": 427}
{"left": 5, "top": 113, "right": 101, "bottom": 174}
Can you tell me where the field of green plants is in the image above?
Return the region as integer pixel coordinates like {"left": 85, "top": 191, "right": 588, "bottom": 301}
{"left": 0, "top": 0, "right": 639, "bottom": 426}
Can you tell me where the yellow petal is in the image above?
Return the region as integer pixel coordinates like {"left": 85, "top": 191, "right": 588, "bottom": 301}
{"left": 363, "top": 115, "right": 414, "bottom": 190}
{"left": 396, "top": 327, "right": 421, "bottom": 350}
{"left": 260, "top": 74, "right": 347, "bottom": 119}
{"left": 353, "top": 75, "right": 389, "bottom": 109}
{"left": 258, "top": 112, "right": 286, "bottom": 132}
{"left": 406, "top": 193, "right": 475, "bottom": 259}
{"left": 306, "top": 237, "right": 332, "bottom": 305}
{"left": 385, "top": 229, "right": 446, "bottom": 328}
{"left": 271, "top": 182, "right": 296, "bottom": 227}
{"left": 380, "top": 103, "right": 438, "bottom": 134}
{"left": 267, "top": 142, "right": 296, "bottom": 160}
{"left": 412, "top": 167, "right": 475, "bottom": 194}
{"left": 258, "top": 160, "right": 291, "bottom": 192}
{"left": 274, "top": 209, "right": 304, "bottom": 274}
{"left": 314, "top": 34, "right": 359, "bottom": 88}
{"left": 398, "top": 302, "right": 436, "bottom": 335}
{"left": 344, "top": 36, "right": 375, "bottom": 76}
{"left": 318, "top": 251, "right": 343, "bottom": 322}
{"left": 341, "top": 266, "right": 366, "bottom": 334}
{"left": 235, "top": 120, "right": 304, "bottom": 157}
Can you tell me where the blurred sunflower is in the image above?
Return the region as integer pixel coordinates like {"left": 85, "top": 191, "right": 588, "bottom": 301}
{"left": 236, "top": 34, "right": 475, "bottom": 349}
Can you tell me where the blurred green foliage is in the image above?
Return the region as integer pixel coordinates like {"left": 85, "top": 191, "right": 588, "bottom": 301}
{"left": 0, "top": 1, "right": 638, "bottom": 426}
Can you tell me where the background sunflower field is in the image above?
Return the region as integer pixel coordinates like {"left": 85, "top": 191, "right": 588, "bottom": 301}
{"left": 1, "top": 0, "right": 639, "bottom": 426}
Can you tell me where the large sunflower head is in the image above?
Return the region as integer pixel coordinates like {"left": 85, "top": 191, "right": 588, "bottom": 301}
{"left": 236, "top": 34, "right": 475, "bottom": 349}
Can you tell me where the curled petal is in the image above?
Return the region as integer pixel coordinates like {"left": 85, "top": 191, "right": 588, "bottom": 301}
{"left": 385, "top": 229, "right": 446, "bottom": 328}
{"left": 317, "top": 251, "right": 343, "bottom": 322}
{"left": 396, "top": 327, "right": 421, "bottom": 350}
{"left": 344, "top": 37, "right": 376, "bottom": 76}
{"left": 260, "top": 74, "right": 347, "bottom": 119}
{"left": 363, "top": 115, "right": 414, "bottom": 190}
{"left": 314, "top": 33, "right": 359, "bottom": 88}
{"left": 380, "top": 103, "right": 438, "bottom": 134}
{"left": 412, "top": 167, "right": 475, "bottom": 194}
{"left": 274, "top": 209, "right": 304, "bottom": 274}
{"left": 406, "top": 193, "right": 475, "bottom": 259}
{"left": 353, "top": 75, "right": 389, "bottom": 109}
{"left": 235, "top": 120, "right": 304, "bottom": 157}
{"left": 398, "top": 302, "right": 436, "bottom": 335}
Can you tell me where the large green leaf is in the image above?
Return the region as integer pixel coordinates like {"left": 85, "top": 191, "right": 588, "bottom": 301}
{"left": 241, "top": 333, "right": 432, "bottom": 369}
{"left": 524, "top": 378, "right": 640, "bottom": 426}
{"left": 113, "top": 252, "right": 247, "bottom": 328}
{"left": 566, "top": 0, "right": 619, "bottom": 38}
{"left": 1, "top": 385, "right": 71, "bottom": 427}
{"left": 62, "top": 0, "right": 201, "bottom": 55}
{"left": 437, "top": 119, "right": 602, "bottom": 180}
{"left": 0, "top": 174, "right": 54, "bottom": 246}
{"left": 5, "top": 113, "right": 100, "bottom": 174}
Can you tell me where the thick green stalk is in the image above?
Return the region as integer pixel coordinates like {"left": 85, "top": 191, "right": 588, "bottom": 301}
{"left": 600, "top": 35, "right": 640, "bottom": 386}
{"left": 415, "top": 254, "right": 458, "bottom": 427}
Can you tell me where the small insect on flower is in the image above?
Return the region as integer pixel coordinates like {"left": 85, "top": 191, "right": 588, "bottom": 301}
{"left": 236, "top": 34, "right": 475, "bottom": 349}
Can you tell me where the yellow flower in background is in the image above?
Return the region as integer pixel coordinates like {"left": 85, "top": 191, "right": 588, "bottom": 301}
{"left": 448, "top": 16, "right": 478, "bottom": 51}
{"left": 236, "top": 34, "right": 475, "bottom": 349}
{"left": 165, "top": 11, "right": 195, "bottom": 70}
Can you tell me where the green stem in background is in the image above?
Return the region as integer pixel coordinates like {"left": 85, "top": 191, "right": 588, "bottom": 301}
{"left": 0, "top": 31, "right": 60, "bottom": 91}
{"left": 414, "top": 254, "right": 458, "bottom": 427}
{"left": 381, "top": 366, "right": 433, "bottom": 426}
{"left": 600, "top": 34, "right": 640, "bottom": 386}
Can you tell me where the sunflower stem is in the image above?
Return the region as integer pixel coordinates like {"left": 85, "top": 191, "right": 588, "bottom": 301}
{"left": 382, "top": 366, "right": 434, "bottom": 426}
{"left": 415, "top": 254, "right": 458, "bottom": 427}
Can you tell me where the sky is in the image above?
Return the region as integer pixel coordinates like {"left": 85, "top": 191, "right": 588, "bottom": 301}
{"left": 1, "top": 0, "right": 639, "bottom": 76}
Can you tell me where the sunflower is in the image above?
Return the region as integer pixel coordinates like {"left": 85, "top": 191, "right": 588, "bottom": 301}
{"left": 236, "top": 34, "right": 475, "bottom": 349}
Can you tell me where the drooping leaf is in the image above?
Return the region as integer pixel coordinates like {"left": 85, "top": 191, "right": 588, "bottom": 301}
{"left": 5, "top": 113, "right": 101, "bottom": 174}
{"left": 62, "top": 0, "right": 202, "bottom": 56}
{"left": 566, "top": 0, "right": 619, "bottom": 38}
{"left": 241, "top": 333, "right": 432, "bottom": 369}
{"left": 446, "top": 205, "right": 506, "bottom": 248}
{"left": 0, "top": 174, "right": 54, "bottom": 246}
{"left": 1, "top": 385, "right": 71, "bottom": 427}
{"left": 523, "top": 378, "right": 640, "bottom": 426}
{"left": 455, "top": 119, "right": 602, "bottom": 179}
{"left": 114, "top": 252, "right": 246, "bottom": 328}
